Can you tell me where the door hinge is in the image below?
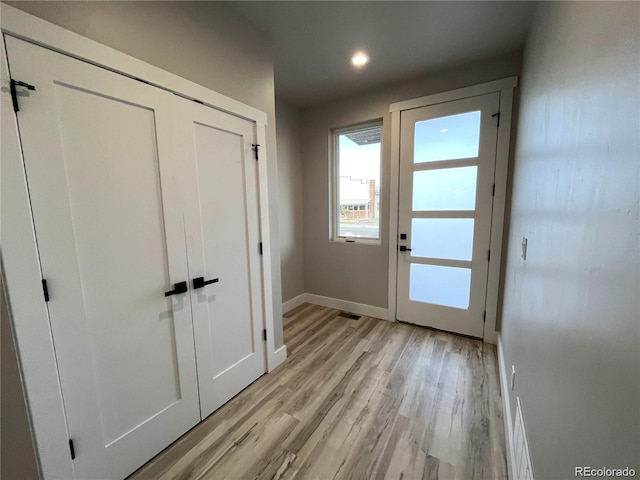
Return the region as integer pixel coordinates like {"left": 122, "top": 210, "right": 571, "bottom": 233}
{"left": 10, "top": 79, "right": 36, "bottom": 113}
{"left": 492, "top": 184, "right": 496, "bottom": 196}
{"left": 42, "top": 279, "right": 50, "bottom": 302}
{"left": 252, "top": 144, "right": 260, "bottom": 160}
{"left": 483, "top": 311, "right": 486, "bottom": 323}
{"left": 487, "top": 250, "right": 491, "bottom": 261}
{"left": 262, "top": 329, "right": 267, "bottom": 341}
{"left": 492, "top": 112, "right": 500, "bottom": 127}
{"left": 69, "top": 439, "right": 76, "bottom": 460}
{"left": 259, "top": 242, "right": 263, "bottom": 255}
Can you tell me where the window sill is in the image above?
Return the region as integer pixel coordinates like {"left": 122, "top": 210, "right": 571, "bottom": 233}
{"left": 332, "top": 237, "right": 382, "bottom": 246}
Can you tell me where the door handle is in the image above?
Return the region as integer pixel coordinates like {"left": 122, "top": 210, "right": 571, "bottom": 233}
{"left": 164, "top": 281, "right": 188, "bottom": 297}
{"left": 399, "top": 245, "right": 412, "bottom": 252}
{"left": 193, "top": 277, "right": 219, "bottom": 290}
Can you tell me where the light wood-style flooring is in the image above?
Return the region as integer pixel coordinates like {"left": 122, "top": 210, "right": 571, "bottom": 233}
{"left": 130, "top": 303, "right": 507, "bottom": 480}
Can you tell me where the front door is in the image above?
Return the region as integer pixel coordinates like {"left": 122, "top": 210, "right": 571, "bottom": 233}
{"left": 396, "top": 93, "right": 499, "bottom": 338}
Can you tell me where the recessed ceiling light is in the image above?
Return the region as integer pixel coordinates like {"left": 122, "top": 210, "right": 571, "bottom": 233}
{"left": 351, "top": 52, "right": 370, "bottom": 67}
{"left": 440, "top": 128, "right": 448, "bottom": 133}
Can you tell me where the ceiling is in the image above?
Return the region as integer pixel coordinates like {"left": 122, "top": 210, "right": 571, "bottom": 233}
{"left": 226, "top": 1, "right": 538, "bottom": 107}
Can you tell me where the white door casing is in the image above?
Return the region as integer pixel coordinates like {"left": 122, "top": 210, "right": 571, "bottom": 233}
{"left": 178, "top": 99, "right": 267, "bottom": 419}
{"left": 4, "top": 36, "right": 201, "bottom": 479}
{"left": 396, "top": 93, "right": 500, "bottom": 338}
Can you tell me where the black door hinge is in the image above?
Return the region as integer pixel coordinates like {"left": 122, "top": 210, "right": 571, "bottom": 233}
{"left": 10, "top": 79, "right": 36, "bottom": 113}
{"left": 492, "top": 112, "right": 501, "bottom": 127}
{"left": 487, "top": 250, "right": 491, "bottom": 261}
{"left": 492, "top": 184, "right": 496, "bottom": 196}
{"left": 262, "top": 329, "right": 267, "bottom": 341}
{"left": 483, "top": 311, "right": 486, "bottom": 323}
{"left": 42, "top": 279, "right": 50, "bottom": 302}
{"left": 251, "top": 144, "right": 260, "bottom": 160}
{"left": 259, "top": 242, "right": 263, "bottom": 255}
{"left": 69, "top": 439, "right": 76, "bottom": 460}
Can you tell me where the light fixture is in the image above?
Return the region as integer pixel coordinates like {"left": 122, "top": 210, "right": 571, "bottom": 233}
{"left": 351, "top": 52, "right": 370, "bottom": 67}
{"left": 440, "top": 128, "right": 448, "bottom": 133}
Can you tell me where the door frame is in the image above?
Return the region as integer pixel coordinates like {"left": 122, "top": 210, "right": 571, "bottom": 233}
{"left": 1, "top": 4, "right": 284, "bottom": 479}
{"left": 387, "top": 77, "right": 517, "bottom": 344}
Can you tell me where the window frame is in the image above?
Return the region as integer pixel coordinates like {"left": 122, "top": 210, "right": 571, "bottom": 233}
{"left": 330, "top": 120, "right": 383, "bottom": 245}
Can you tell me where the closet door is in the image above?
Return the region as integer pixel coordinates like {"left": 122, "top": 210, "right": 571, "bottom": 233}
{"left": 5, "top": 37, "right": 200, "bottom": 479}
{"left": 178, "top": 99, "right": 267, "bottom": 418}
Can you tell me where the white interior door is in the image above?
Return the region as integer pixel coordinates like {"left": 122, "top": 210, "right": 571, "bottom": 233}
{"left": 396, "top": 93, "right": 499, "bottom": 338}
{"left": 178, "top": 99, "right": 266, "bottom": 419}
{"left": 5, "top": 36, "right": 200, "bottom": 479}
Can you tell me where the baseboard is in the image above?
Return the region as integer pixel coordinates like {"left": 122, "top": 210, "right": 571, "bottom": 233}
{"left": 282, "top": 293, "right": 307, "bottom": 314}
{"left": 498, "top": 334, "right": 516, "bottom": 480}
{"left": 303, "top": 293, "right": 388, "bottom": 320}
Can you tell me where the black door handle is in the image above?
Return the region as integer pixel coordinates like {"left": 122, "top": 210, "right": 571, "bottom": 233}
{"left": 193, "top": 277, "right": 219, "bottom": 289}
{"left": 399, "top": 245, "right": 412, "bottom": 252}
{"left": 164, "top": 281, "right": 188, "bottom": 297}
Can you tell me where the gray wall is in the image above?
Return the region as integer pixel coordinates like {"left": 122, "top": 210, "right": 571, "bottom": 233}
{"left": 301, "top": 53, "right": 522, "bottom": 308}
{"left": 501, "top": 2, "right": 640, "bottom": 478}
{"left": 1, "top": 273, "right": 40, "bottom": 480}
{"left": 276, "top": 99, "right": 305, "bottom": 303}
{"left": 5, "top": 0, "right": 285, "bottom": 349}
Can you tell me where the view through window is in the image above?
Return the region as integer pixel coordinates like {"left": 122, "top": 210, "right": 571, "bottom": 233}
{"left": 334, "top": 123, "right": 382, "bottom": 241}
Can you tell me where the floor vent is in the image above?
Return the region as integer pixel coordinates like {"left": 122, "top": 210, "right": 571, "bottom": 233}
{"left": 513, "top": 397, "right": 534, "bottom": 480}
{"left": 338, "top": 311, "right": 361, "bottom": 320}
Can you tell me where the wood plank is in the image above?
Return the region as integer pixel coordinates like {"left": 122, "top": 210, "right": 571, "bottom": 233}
{"left": 129, "top": 304, "right": 507, "bottom": 480}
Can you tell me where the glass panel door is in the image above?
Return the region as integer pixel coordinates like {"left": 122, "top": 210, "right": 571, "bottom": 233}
{"left": 396, "top": 92, "right": 500, "bottom": 337}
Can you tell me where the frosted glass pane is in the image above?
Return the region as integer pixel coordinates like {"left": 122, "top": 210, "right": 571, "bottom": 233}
{"left": 414, "top": 111, "right": 481, "bottom": 163}
{"left": 409, "top": 264, "right": 471, "bottom": 309}
{"left": 413, "top": 166, "right": 477, "bottom": 211}
{"left": 412, "top": 219, "right": 474, "bottom": 260}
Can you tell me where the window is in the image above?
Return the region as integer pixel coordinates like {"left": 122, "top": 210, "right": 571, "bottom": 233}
{"left": 332, "top": 121, "right": 382, "bottom": 242}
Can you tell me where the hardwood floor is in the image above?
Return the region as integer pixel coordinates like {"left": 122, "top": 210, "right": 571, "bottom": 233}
{"left": 129, "top": 304, "right": 507, "bottom": 480}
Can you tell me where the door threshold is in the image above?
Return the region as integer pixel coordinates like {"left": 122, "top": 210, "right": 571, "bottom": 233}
{"left": 396, "top": 320, "right": 483, "bottom": 341}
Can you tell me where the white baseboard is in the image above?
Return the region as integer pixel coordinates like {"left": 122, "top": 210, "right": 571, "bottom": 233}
{"left": 282, "top": 293, "right": 307, "bottom": 314}
{"left": 303, "top": 293, "right": 388, "bottom": 320}
{"left": 498, "top": 335, "right": 516, "bottom": 480}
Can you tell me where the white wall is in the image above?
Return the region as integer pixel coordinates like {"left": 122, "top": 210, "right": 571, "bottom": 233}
{"left": 301, "top": 52, "right": 522, "bottom": 308}
{"left": 501, "top": 2, "right": 640, "bottom": 477}
{"left": 276, "top": 99, "right": 305, "bottom": 302}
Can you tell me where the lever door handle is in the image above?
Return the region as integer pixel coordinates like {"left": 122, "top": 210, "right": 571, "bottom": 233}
{"left": 164, "top": 281, "right": 188, "bottom": 297}
{"left": 193, "top": 277, "right": 219, "bottom": 290}
{"left": 399, "top": 245, "right": 412, "bottom": 252}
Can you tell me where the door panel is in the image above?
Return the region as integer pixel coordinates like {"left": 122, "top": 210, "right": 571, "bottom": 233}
{"left": 6, "top": 36, "right": 200, "bottom": 479}
{"left": 411, "top": 218, "right": 475, "bottom": 261}
{"left": 396, "top": 93, "right": 499, "bottom": 337}
{"left": 178, "top": 101, "right": 266, "bottom": 419}
{"left": 412, "top": 166, "right": 478, "bottom": 210}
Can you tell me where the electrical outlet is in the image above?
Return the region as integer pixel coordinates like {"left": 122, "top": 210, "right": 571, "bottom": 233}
{"left": 511, "top": 365, "right": 516, "bottom": 391}
{"left": 521, "top": 237, "right": 528, "bottom": 260}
